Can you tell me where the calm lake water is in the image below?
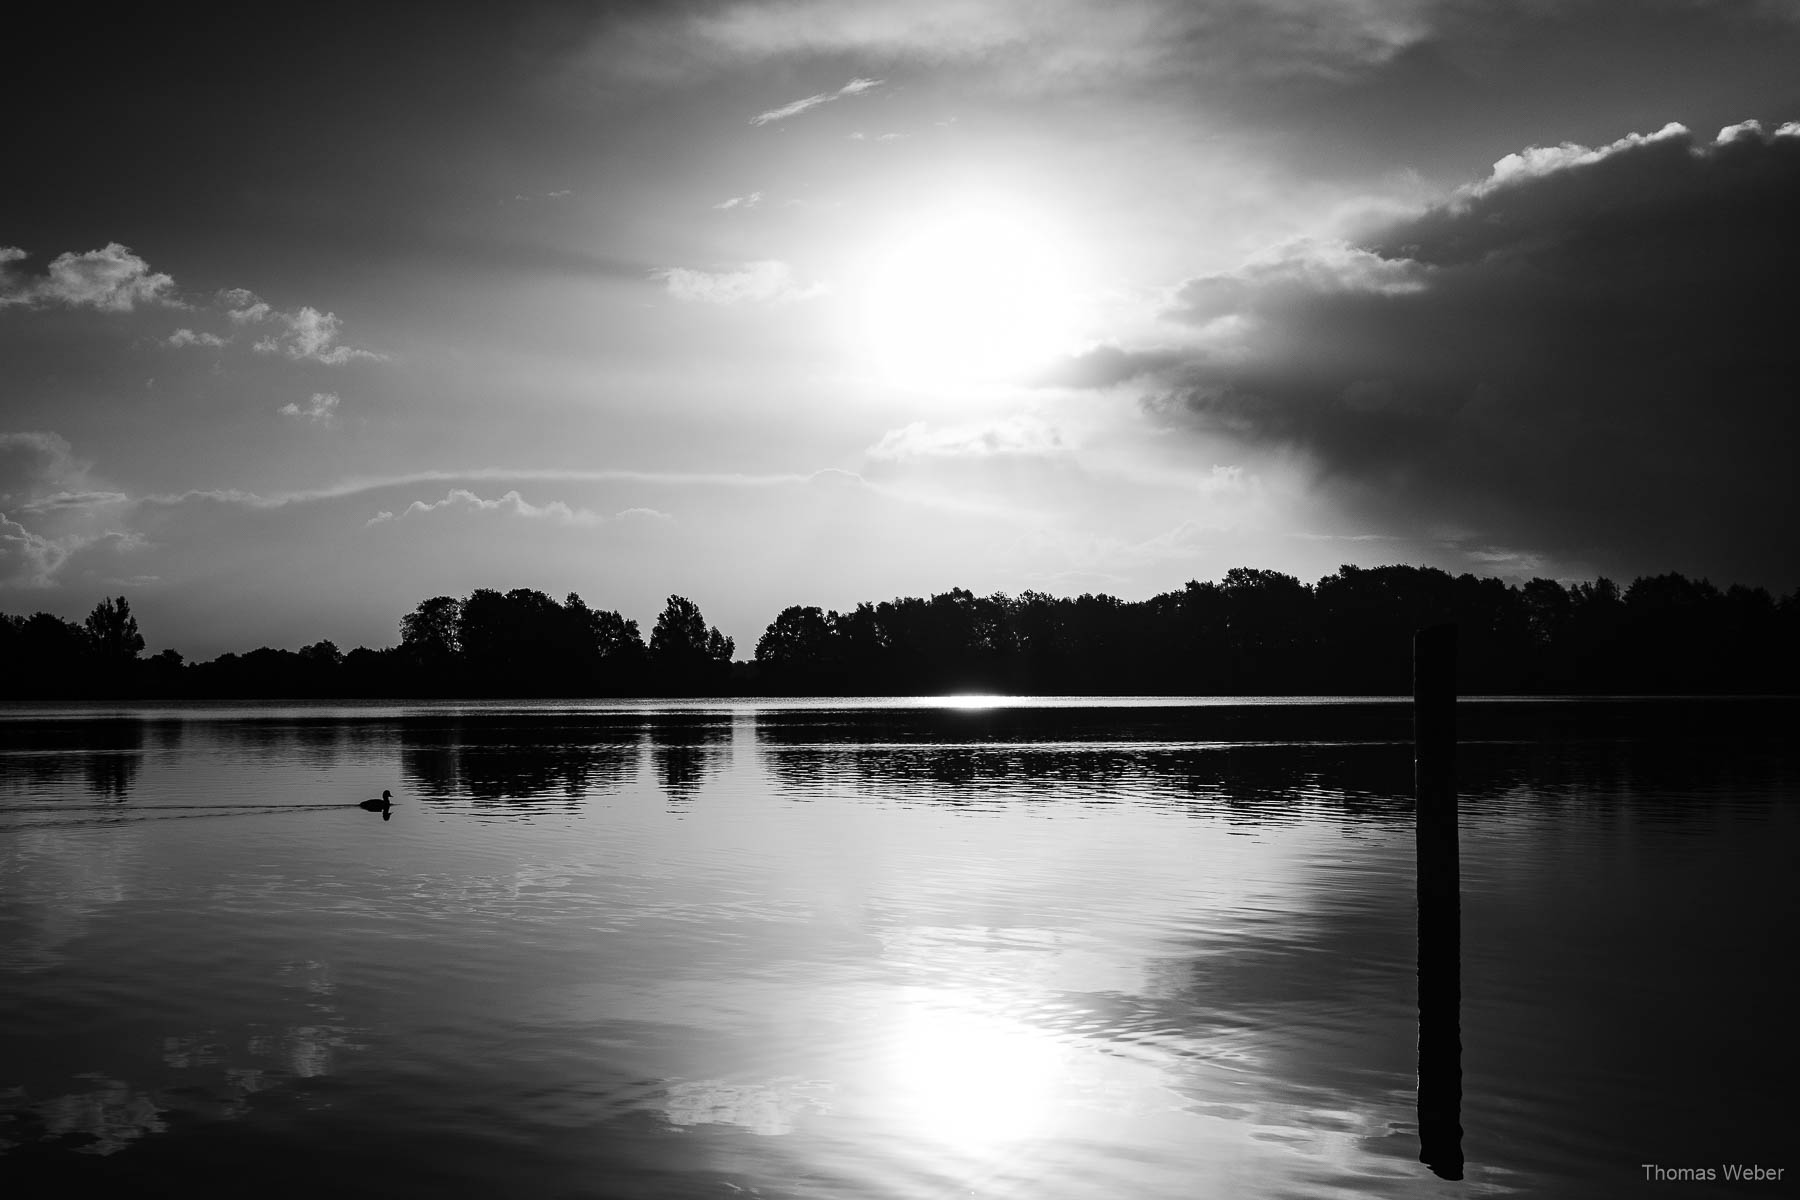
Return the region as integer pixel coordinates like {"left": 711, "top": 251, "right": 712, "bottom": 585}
{"left": 2, "top": 697, "right": 1794, "bottom": 1198}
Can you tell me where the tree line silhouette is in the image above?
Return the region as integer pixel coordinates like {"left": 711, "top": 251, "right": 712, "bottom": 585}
{"left": 3, "top": 566, "right": 1797, "bottom": 698}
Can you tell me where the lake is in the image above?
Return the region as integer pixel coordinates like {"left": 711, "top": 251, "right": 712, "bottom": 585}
{"left": 2, "top": 697, "right": 1794, "bottom": 1198}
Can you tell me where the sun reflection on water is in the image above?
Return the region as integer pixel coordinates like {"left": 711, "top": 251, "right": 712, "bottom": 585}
{"left": 883, "top": 991, "right": 1070, "bottom": 1150}
{"left": 935, "top": 694, "right": 1010, "bottom": 710}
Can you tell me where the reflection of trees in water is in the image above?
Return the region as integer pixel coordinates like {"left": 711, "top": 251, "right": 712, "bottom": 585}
{"left": 399, "top": 716, "right": 645, "bottom": 806}
{"left": 289, "top": 721, "right": 342, "bottom": 766}
{"left": 753, "top": 700, "right": 1800, "bottom": 826}
{"left": 205, "top": 719, "right": 382, "bottom": 767}
{"left": 0, "top": 718, "right": 144, "bottom": 801}
{"left": 647, "top": 714, "right": 735, "bottom": 802}
{"left": 753, "top": 703, "right": 1415, "bottom": 753}
{"left": 754, "top": 713, "right": 1414, "bottom": 824}
{"left": 84, "top": 752, "right": 142, "bottom": 799}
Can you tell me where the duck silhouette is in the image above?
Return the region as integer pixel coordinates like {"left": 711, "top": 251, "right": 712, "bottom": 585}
{"left": 359, "top": 789, "right": 395, "bottom": 820}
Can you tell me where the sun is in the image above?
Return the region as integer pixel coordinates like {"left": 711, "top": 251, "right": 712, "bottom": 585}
{"left": 856, "top": 202, "right": 1082, "bottom": 390}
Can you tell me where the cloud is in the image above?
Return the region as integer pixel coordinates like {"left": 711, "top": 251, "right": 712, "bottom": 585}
{"left": 0, "top": 431, "right": 140, "bottom": 588}
{"left": 1038, "top": 343, "right": 1189, "bottom": 389}
{"left": 369, "top": 488, "right": 605, "bottom": 527}
{"left": 867, "top": 417, "right": 1068, "bottom": 460}
{"left": 252, "top": 306, "right": 384, "bottom": 364}
{"left": 167, "top": 328, "right": 227, "bottom": 348}
{"left": 0, "top": 431, "right": 86, "bottom": 504}
{"left": 1468, "top": 120, "right": 1693, "bottom": 197}
{"left": 278, "top": 392, "right": 341, "bottom": 425}
{"left": 681, "top": 1, "right": 1433, "bottom": 91}
{"left": 713, "top": 190, "right": 764, "bottom": 210}
{"left": 0, "top": 255, "right": 380, "bottom": 375}
{"left": 18, "top": 490, "right": 130, "bottom": 515}
{"left": 0, "top": 243, "right": 178, "bottom": 311}
{"left": 0, "top": 520, "right": 148, "bottom": 588}
{"left": 0, "top": 511, "right": 69, "bottom": 587}
{"left": 749, "top": 76, "right": 883, "bottom": 125}
{"left": 1074, "top": 119, "right": 1800, "bottom": 586}
{"left": 220, "top": 288, "right": 272, "bottom": 324}
{"left": 651, "top": 260, "right": 824, "bottom": 304}
{"left": 1169, "top": 237, "right": 1428, "bottom": 325}
{"left": 144, "top": 467, "right": 838, "bottom": 513}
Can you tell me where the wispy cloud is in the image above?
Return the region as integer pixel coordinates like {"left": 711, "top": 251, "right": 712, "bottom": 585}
{"left": 867, "top": 417, "right": 1068, "bottom": 460}
{"left": 684, "top": 1, "right": 1435, "bottom": 91}
{"left": 147, "top": 467, "right": 847, "bottom": 511}
{"left": 167, "top": 328, "right": 227, "bottom": 349}
{"left": 0, "top": 430, "right": 139, "bottom": 589}
{"left": 365, "top": 489, "right": 605, "bottom": 527}
{"left": 1, "top": 431, "right": 88, "bottom": 505}
{"left": 749, "top": 76, "right": 883, "bottom": 126}
{"left": 142, "top": 463, "right": 1002, "bottom": 530}
{"left": 220, "top": 288, "right": 272, "bottom": 324}
{"left": 278, "top": 392, "right": 342, "bottom": 425}
{"left": 0, "top": 511, "right": 68, "bottom": 587}
{"left": 0, "top": 250, "right": 383, "bottom": 376}
{"left": 713, "top": 190, "right": 764, "bottom": 210}
{"left": 651, "top": 260, "right": 824, "bottom": 304}
{"left": 18, "top": 490, "right": 131, "bottom": 515}
{"left": 0, "top": 517, "right": 148, "bottom": 589}
{"left": 200, "top": 288, "right": 383, "bottom": 362}
{"left": 252, "top": 307, "right": 385, "bottom": 365}
{"left": 0, "top": 243, "right": 179, "bottom": 312}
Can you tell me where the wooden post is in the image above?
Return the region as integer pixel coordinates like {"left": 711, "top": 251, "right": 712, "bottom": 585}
{"left": 1414, "top": 623, "right": 1464, "bottom": 1180}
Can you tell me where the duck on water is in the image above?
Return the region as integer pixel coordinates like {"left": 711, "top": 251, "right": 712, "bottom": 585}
{"left": 359, "top": 790, "right": 395, "bottom": 819}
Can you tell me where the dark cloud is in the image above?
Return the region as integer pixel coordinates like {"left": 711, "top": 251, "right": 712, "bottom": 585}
{"left": 1069, "top": 121, "right": 1800, "bottom": 587}
{"left": 1035, "top": 343, "right": 1187, "bottom": 389}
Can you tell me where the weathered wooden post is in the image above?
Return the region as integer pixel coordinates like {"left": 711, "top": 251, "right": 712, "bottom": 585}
{"left": 1414, "top": 623, "right": 1463, "bottom": 1180}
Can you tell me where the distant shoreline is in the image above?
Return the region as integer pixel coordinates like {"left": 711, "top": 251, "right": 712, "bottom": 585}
{"left": 10, "top": 567, "right": 1798, "bottom": 701}
{"left": 4, "top": 693, "right": 1796, "bottom": 715}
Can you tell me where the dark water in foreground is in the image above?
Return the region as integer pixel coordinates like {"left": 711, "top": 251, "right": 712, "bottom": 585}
{"left": 1, "top": 697, "right": 1794, "bottom": 1198}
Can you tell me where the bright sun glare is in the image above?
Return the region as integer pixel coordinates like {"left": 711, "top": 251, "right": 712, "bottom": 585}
{"left": 887, "top": 999, "right": 1065, "bottom": 1149}
{"left": 858, "top": 204, "right": 1082, "bottom": 390}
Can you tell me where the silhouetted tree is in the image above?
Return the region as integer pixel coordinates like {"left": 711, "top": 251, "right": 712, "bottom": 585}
{"left": 756, "top": 606, "right": 834, "bottom": 682}
{"left": 299, "top": 640, "right": 343, "bottom": 669}
{"left": 84, "top": 596, "right": 145, "bottom": 664}
{"left": 8, "top": 611, "right": 95, "bottom": 697}
{"left": 297, "top": 640, "right": 344, "bottom": 695}
{"left": 7, "top": 569, "right": 1799, "bottom": 699}
{"left": 145, "top": 647, "right": 185, "bottom": 693}
{"left": 401, "top": 595, "right": 462, "bottom": 690}
{"left": 651, "top": 595, "right": 734, "bottom": 694}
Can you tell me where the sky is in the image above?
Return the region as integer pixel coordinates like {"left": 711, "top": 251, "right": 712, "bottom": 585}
{"left": 3, "top": 0, "right": 1798, "bottom": 658}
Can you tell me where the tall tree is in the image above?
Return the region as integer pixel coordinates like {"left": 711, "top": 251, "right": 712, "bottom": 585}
{"left": 401, "top": 596, "right": 462, "bottom": 660}
{"left": 650, "top": 595, "right": 709, "bottom": 663}
{"left": 84, "top": 595, "right": 144, "bottom": 663}
{"left": 650, "top": 595, "right": 733, "bottom": 692}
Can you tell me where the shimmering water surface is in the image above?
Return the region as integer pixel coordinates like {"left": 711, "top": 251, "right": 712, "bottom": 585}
{"left": 2, "top": 698, "right": 1794, "bottom": 1198}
